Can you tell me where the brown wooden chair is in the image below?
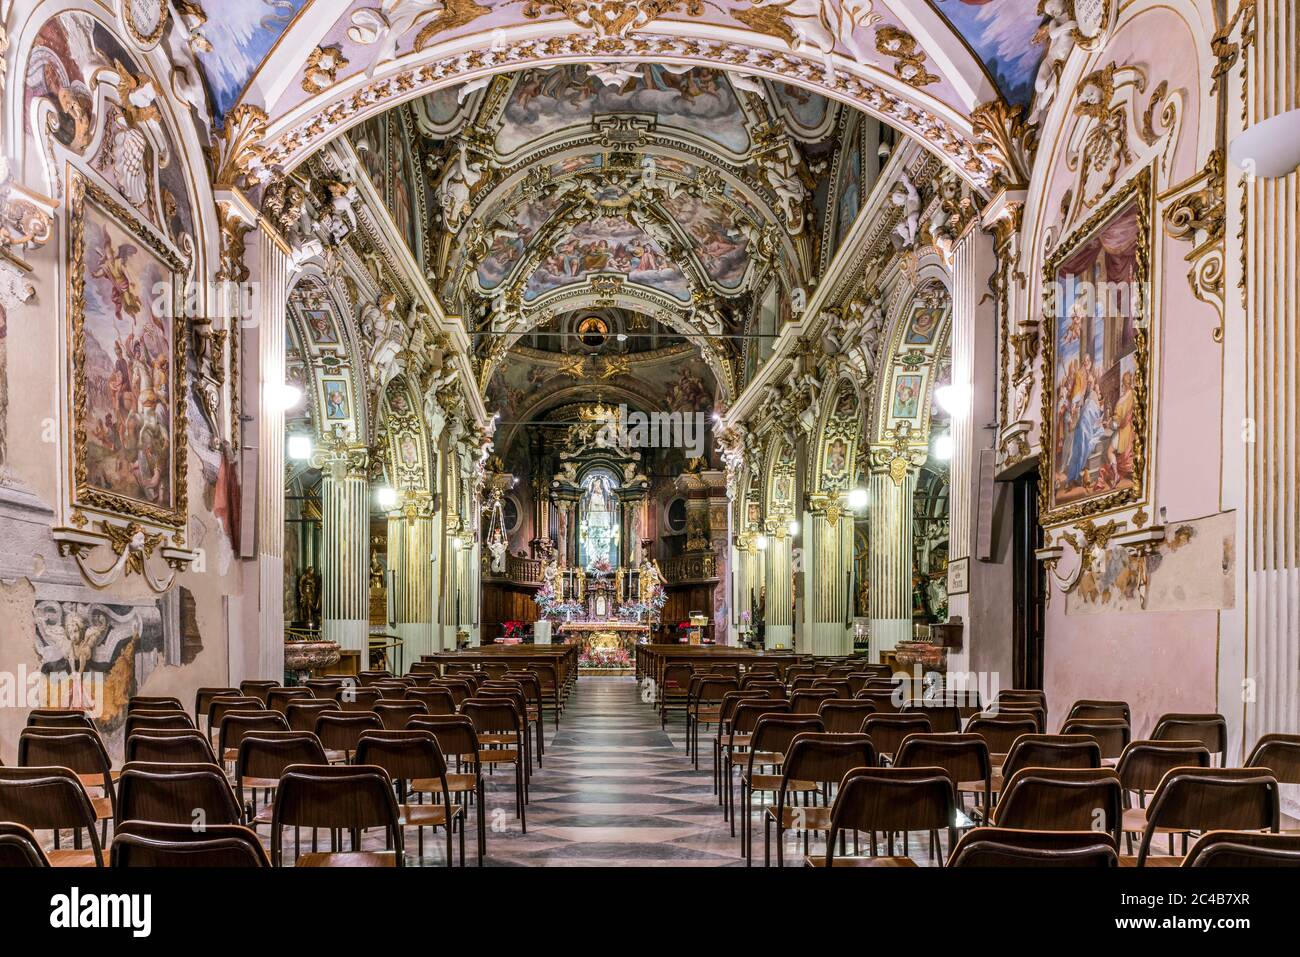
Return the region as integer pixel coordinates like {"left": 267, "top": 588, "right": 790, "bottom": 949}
{"left": 1134, "top": 767, "right": 1279, "bottom": 867}
{"left": 194, "top": 687, "right": 239, "bottom": 728}
{"left": 722, "top": 699, "right": 791, "bottom": 827}
{"left": 315, "top": 711, "right": 382, "bottom": 763}
{"left": 303, "top": 678, "right": 346, "bottom": 699}
{"left": 1115, "top": 739, "right": 1212, "bottom": 856}
{"left": 356, "top": 730, "right": 464, "bottom": 866}
{"left": 964, "top": 712, "right": 1039, "bottom": 757}
{"left": 461, "top": 699, "right": 528, "bottom": 833}
{"left": 1151, "top": 713, "right": 1228, "bottom": 766}
{"left": 239, "top": 680, "right": 278, "bottom": 704}
{"left": 817, "top": 699, "right": 877, "bottom": 734}
{"left": 712, "top": 692, "right": 770, "bottom": 799}
{"left": 1244, "top": 733, "right": 1300, "bottom": 784}
{"left": 206, "top": 696, "right": 265, "bottom": 741}
{"left": 739, "top": 714, "right": 824, "bottom": 862}
{"left": 334, "top": 686, "right": 382, "bottom": 713}
{"left": 1067, "top": 699, "right": 1130, "bottom": 723}
{"left": 809, "top": 766, "right": 957, "bottom": 867}
{"left": 896, "top": 732, "right": 992, "bottom": 820}
{"left": 218, "top": 711, "right": 290, "bottom": 764}
{"left": 115, "top": 761, "right": 243, "bottom": 828}
{"left": 285, "top": 700, "right": 337, "bottom": 733}
{"left": 266, "top": 687, "right": 313, "bottom": 713}
{"left": 18, "top": 727, "right": 116, "bottom": 844}
{"left": 124, "top": 711, "right": 196, "bottom": 738}
{"left": 526, "top": 663, "right": 563, "bottom": 727}
{"left": 657, "top": 664, "right": 690, "bottom": 728}
{"left": 0, "top": 766, "right": 103, "bottom": 866}
{"left": 996, "top": 689, "right": 1048, "bottom": 710}
{"left": 477, "top": 684, "right": 537, "bottom": 774}
{"left": 110, "top": 821, "right": 269, "bottom": 867}
{"left": 270, "top": 764, "right": 404, "bottom": 867}
{"left": 127, "top": 695, "right": 185, "bottom": 713}
{"left": 993, "top": 767, "right": 1123, "bottom": 844}
{"left": 0, "top": 822, "right": 51, "bottom": 867}
{"left": 686, "top": 677, "right": 740, "bottom": 767}
{"left": 862, "top": 714, "right": 932, "bottom": 765}
{"left": 236, "top": 731, "right": 329, "bottom": 828}
{"left": 947, "top": 827, "right": 1118, "bottom": 867}
{"left": 357, "top": 670, "right": 394, "bottom": 686}
{"left": 991, "top": 701, "right": 1046, "bottom": 733}
{"left": 1000, "top": 734, "right": 1101, "bottom": 786}
{"left": 125, "top": 728, "right": 219, "bottom": 765}
{"left": 811, "top": 678, "right": 853, "bottom": 700}
{"left": 409, "top": 715, "right": 486, "bottom": 866}
{"left": 790, "top": 675, "right": 823, "bottom": 693}
{"left": 429, "top": 678, "right": 473, "bottom": 709}
{"left": 373, "top": 699, "right": 430, "bottom": 731}
{"left": 406, "top": 688, "right": 457, "bottom": 716}
{"left": 1182, "top": 830, "right": 1300, "bottom": 867}
{"left": 485, "top": 678, "right": 545, "bottom": 767}
{"left": 25, "top": 709, "right": 95, "bottom": 729}
{"left": 1059, "top": 717, "right": 1131, "bottom": 760}
{"left": 764, "top": 732, "right": 875, "bottom": 867}
{"left": 790, "top": 689, "right": 837, "bottom": 715}
{"left": 902, "top": 699, "right": 962, "bottom": 733}
{"left": 854, "top": 690, "right": 902, "bottom": 714}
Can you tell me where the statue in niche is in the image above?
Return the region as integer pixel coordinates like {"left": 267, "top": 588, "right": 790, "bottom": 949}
{"left": 488, "top": 525, "right": 508, "bottom": 573}
{"left": 638, "top": 557, "right": 663, "bottom": 604}
{"left": 298, "top": 566, "right": 321, "bottom": 627}
{"left": 369, "top": 551, "right": 385, "bottom": 592}
{"left": 581, "top": 473, "right": 618, "bottom": 570}
{"left": 360, "top": 293, "right": 405, "bottom": 389}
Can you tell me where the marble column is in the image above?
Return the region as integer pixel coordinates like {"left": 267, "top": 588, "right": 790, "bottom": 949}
{"left": 801, "top": 499, "right": 855, "bottom": 656}
{"left": 763, "top": 525, "right": 794, "bottom": 649}
{"left": 321, "top": 447, "right": 371, "bottom": 656}
{"left": 388, "top": 498, "right": 435, "bottom": 661}
{"left": 868, "top": 467, "right": 917, "bottom": 662}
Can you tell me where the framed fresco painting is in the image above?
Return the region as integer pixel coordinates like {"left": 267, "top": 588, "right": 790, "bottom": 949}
{"left": 1039, "top": 167, "right": 1151, "bottom": 526}
{"left": 67, "top": 167, "right": 187, "bottom": 530}
{"left": 321, "top": 378, "right": 351, "bottom": 421}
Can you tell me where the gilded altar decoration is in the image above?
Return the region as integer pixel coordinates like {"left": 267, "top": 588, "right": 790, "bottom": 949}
{"left": 1039, "top": 168, "right": 1150, "bottom": 526}
{"left": 67, "top": 169, "right": 189, "bottom": 531}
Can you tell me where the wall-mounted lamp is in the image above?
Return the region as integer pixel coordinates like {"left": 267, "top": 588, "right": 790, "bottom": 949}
{"left": 847, "top": 488, "right": 868, "bottom": 510}
{"left": 755, "top": 534, "right": 769, "bottom": 550}
{"left": 274, "top": 383, "right": 303, "bottom": 411}
{"left": 787, "top": 519, "right": 799, "bottom": 536}
{"left": 375, "top": 485, "right": 398, "bottom": 509}
{"left": 934, "top": 383, "right": 970, "bottom": 416}
{"left": 1230, "top": 110, "right": 1300, "bottom": 179}
{"left": 287, "top": 435, "right": 313, "bottom": 461}
{"left": 933, "top": 434, "right": 954, "bottom": 461}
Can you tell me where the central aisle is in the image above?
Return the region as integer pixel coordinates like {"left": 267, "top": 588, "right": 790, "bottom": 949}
{"left": 485, "top": 676, "right": 740, "bottom": 866}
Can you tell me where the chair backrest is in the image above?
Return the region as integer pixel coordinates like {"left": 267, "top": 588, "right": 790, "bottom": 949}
{"left": 661, "top": 663, "right": 693, "bottom": 693}
{"left": 111, "top": 821, "right": 269, "bottom": 867}
{"left": 1245, "top": 733, "right": 1300, "bottom": 784}
{"left": 116, "top": 761, "right": 243, "bottom": 827}
{"left": 855, "top": 690, "right": 901, "bottom": 714}
{"left": 1115, "top": 739, "right": 1211, "bottom": 793}
{"left": 1182, "top": 830, "right": 1300, "bottom": 867}
{"left": 1001, "top": 734, "right": 1101, "bottom": 780}
{"left": 408, "top": 715, "right": 480, "bottom": 765}
{"left": 194, "top": 687, "right": 239, "bottom": 724}
{"left": 266, "top": 687, "right": 313, "bottom": 713}
{"left": 790, "top": 689, "right": 837, "bottom": 714}
{"left": 823, "top": 767, "right": 957, "bottom": 864}
{"left": 238, "top": 680, "right": 278, "bottom": 703}
{"left": 748, "top": 714, "right": 824, "bottom": 766}
{"left": 334, "top": 687, "right": 382, "bottom": 712}
{"left": 429, "top": 679, "right": 472, "bottom": 707}
{"left": 0, "top": 766, "right": 102, "bottom": 865}
{"left": 207, "top": 696, "right": 266, "bottom": 731}
{"left": 817, "top": 699, "right": 878, "bottom": 734}
{"left": 895, "top": 733, "right": 992, "bottom": 797}
{"left": 373, "top": 699, "right": 430, "bottom": 731}
{"left": 355, "top": 730, "right": 448, "bottom": 789}
{"left": 528, "top": 663, "right": 560, "bottom": 689}
{"left": 692, "top": 677, "right": 739, "bottom": 705}
{"left": 1058, "top": 717, "right": 1131, "bottom": 759}
{"left": 989, "top": 701, "right": 1046, "bottom": 732}
{"left": 0, "top": 822, "right": 51, "bottom": 867}
{"left": 964, "top": 713, "right": 1039, "bottom": 755}
{"left": 18, "top": 727, "right": 113, "bottom": 786}
{"left": 1138, "top": 767, "right": 1279, "bottom": 865}
{"left": 284, "top": 700, "right": 339, "bottom": 733}
{"left": 270, "top": 764, "right": 403, "bottom": 865}
{"left": 729, "top": 699, "right": 791, "bottom": 736}
{"left": 790, "top": 675, "right": 822, "bottom": 693}
{"left": 996, "top": 689, "right": 1048, "bottom": 710}
{"left": 901, "top": 700, "right": 962, "bottom": 733}
{"left": 462, "top": 698, "right": 523, "bottom": 735}
{"left": 811, "top": 679, "right": 853, "bottom": 699}
{"left": 357, "top": 670, "right": 394, "bottom": 686}
{"left": 128, "top": 696, "right": 185, "bottom": 713}
{"left": 406, "top": 688, "right": 457, "bottom": 716}
{"left": 994, "top": 767, "right": 1123, "bottom": 842}
{"left": 124, "top": 711, "right": 196, "bottom": 738}
{"left": 218, "top": 711, "right": 290, "bottom": 757}
{"left": 302, "top": 678, "right": 346, "bottom": 699}
{"left": 1067, "top": 699, "right": 1130, "bottom": 723}
{"left": 482, "top": 662, "right": 510, "bottom": 679}
{"left": 860, "top": 714, "right": 932, "bottom": 760}
{"left": 314, "top": 711, "right": 383, "bottom": 753}
{"left": 237, "top": 732, "right": 328, "bottom": 784}
{"left": 1151, "top": 713, "right": 1228, "bottom": 762}
{"left": 126, "top": 729, "right": 219, "bottom": 765}
{"left": 26, "top": 709, "right": 94, "bottom": 729}
{"left": 947, "top": 827, "right": 1117, "bottom": 867}
{"left": 781, "top": 732, "right": 875, "bottom": 790}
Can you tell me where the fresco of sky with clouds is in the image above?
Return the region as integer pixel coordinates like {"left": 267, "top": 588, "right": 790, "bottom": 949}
{"left": 932, "top": 0, "right": 1047, "bottom": 105}
{"left": 197, "top": 0, "right": 308, "bottom": 118}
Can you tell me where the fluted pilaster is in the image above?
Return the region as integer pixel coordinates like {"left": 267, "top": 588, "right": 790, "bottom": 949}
{"left": 868, "top": 468, "right": 917, "bottom": 660}
{"left": 322, "top": 449, "right": 370, "bottom": 655}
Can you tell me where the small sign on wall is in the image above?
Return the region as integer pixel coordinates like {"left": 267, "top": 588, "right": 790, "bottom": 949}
{"left": 947, "top": 556, "right": 970, "bottom": 596}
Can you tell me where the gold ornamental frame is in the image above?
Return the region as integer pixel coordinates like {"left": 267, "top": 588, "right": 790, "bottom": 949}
{"left": 1038, "top": 165, "right": 1151, "bottom": 527}
{"left": 67, "top": 167, "right": 188, "bottom": 531}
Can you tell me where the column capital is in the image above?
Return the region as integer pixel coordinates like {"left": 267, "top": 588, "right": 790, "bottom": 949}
{"left": 806, "top": 491, "right": 847, "bottom": 527}
{"left": 868, "top": 439, "right": 927, "bottom": 485}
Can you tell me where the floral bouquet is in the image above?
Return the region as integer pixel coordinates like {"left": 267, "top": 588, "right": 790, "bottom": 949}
{"left": 579, "top": 646, "right": 631, "bottom": 669}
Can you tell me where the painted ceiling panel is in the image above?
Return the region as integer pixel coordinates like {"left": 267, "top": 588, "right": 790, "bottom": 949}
{"left": 928, "top": 0, "right": 1048, "bottom": 105}
{"left": 524, "top": 216, "right": 690, "bottom": 302}
{"left": 197, "top": 0, "right": 310, "bottom": 118}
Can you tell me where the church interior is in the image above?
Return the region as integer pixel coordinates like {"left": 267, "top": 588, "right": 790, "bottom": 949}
{"left": 0, "top": 0, "right": 1299, "bottom": 885}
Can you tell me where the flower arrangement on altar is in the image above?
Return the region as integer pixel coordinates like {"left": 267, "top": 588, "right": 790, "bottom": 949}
{"left": 579, "top": 645, "right": 631, "bottom": 669}
{"left": 533, "top": 581, "right": 584, "bottom": 621}
{"left": 500, "top": 620, "right": 527, "bottom": 644}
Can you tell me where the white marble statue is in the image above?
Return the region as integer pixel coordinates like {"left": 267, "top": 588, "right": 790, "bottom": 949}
{"left": 890, "top": 175, "right": 920, "bottom": 249}
{"left": 1029, "top": 0, "right": 1080, "bottom": 124}
{"left": 360, "top": 293, "right": 405, "bottom": 389}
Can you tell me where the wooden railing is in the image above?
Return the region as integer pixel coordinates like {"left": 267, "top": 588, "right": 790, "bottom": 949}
{"left": 662, "top": 552, "right": 718, "bottom": 583}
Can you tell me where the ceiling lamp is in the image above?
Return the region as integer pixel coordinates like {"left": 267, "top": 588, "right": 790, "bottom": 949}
{"left": 287, "top": 435, "right": 313, "bottom": 461}
{"left": 933, "top": 434, "right": 954, "bottom": 461}
{"left": 847, "top": 488, "right": 868, "bottom": 510}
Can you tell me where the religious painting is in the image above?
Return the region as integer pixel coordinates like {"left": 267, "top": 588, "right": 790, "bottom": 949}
{"left": 349, "top": 115, "right": 387, "bottom": 200}
{"left": 322, "top": 379, "right": 350, "bottom": 420}
{"left": 498, "top": 65, "right": 750, "bottom": 155}
{"left": 904, "top": 300, "right": 945, "bottom": 345}
{"left": 302, "top": 308, "right": 338, "bottom": 344}
{"left": 1041, "top": 170, "right": 1150, "bottom": 525}
{"left": 477, "top": 192, "right": 565, "bottom": 289}
{"left": 891, "top": 374, "right": 923, "bottom": 419}
{"left": 772, "top": 80, "right": 831, "bottom": 133}
{"left": 579, "top": 469, "right": 619, "bottom": 572}
{"left": 661, "top": 192, "right": 750, "bottom": 289}
{"left": 69, "top": 170, "right": 187, "bottom": 528}
{"left": 833, "top": 123, "right": 862, "bottom": 250}
{"left": 931, "top": 0, "right": 1048, "bottom": 105}
{"left": 824, "top": 437, "right": 848, "bottom": 480}
{"left": 525, "top": 217, "right": 689, "bottom": 301}
{"left": 388, "top": 111, "right": 422, "bottom": 262}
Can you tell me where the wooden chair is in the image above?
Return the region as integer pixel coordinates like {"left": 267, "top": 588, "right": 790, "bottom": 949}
{"left": 124, "top": 711, "right": 196, "bottom": 738}
{"left": 964, "top": 713, "right": 1038, "bottom": 756}
{"left": 995, "top": 689, "right": 1048, "bottom": 710}
{"left": 1115, "top": 739, "right": 1211, "bottom": 855}
{"left": 1067, "top": 699, "right": 1130, "bottom": 723}
{"left": 127, "top": 695, "right": 185, "bottom": 713}
{"left": 285, "top": 700, "right": 338, "bottom": 733}
{"left": 1244, "top": 733, "right": 1300, "bottom": 784}
{"left": 1134, "top": 767, "right": 1279, "bottom": 867}
{"left": 0, "top": 766, "right": 103, "bottom": 866}
{"left": 0, "top": 822, "right": 51, "bottom": 867}
{"left": 1182, "top": 830, "right": 1300, "bottom": 867}
{"left": 302, "top": 678, "right": 346, "bottom": 699}
{"left": 896, "top": 732, "right": 992, "bottom": 820}
{"left": 406, "top": 688, "right": 457, "bottom": 716}
{"left": 739, "top": 714, "right": 823, "bottom": 862}
{"left": 861, "top": 714, "right": 932, "bottom": 765}
{"left": 357, "top": 670, "right": 394, "bottom": 686}
{"left": 206, "top": 696, "right": 266, "bottom": 742}
{"left": 1000, "top": 734, "right": 1101, "bottom": 787}
{"left": 808, "top": 766, "right": 957, "bottom": 867}
{"left": 126, "top": 728, "right": 220, "bottom": 765}
{"left": 236, "top": 731, "right": 329, "bottom": 829}
{"left": 722, "top": 699, "right": 791, "bottom": 827}
{"left": 429, "top": 679, "right": 472, "bottom": 709}
{"left": 239, "top": 680, "right": 278, "bottom": 704}
{"left": 763, "top": 732, "right": 875, "bottom": 867}
{"left": 315, "top": 711, "right": 383, "bottom": 763}
{"left": 25, "top": 709, "right": 95, "bottom": 730}
{"left": 686, "top": 677, "right": 740, "bottom": 767}
{"left": 270, "top": 764, "right": 404, "bottom": 867}
{"left": 992, "top": 701, "right": 1047, "bottom": 733}
{"left": 790, "top": 689, "right": 836, "bottom": 715}
{"left": 409, "top": 715, "right": 486, "bottom": 866}
{"left": 902, "top": 699, "right": 962, "bottom": 733}
{"left": 115, "top": 761, "right": 243, "bottom": 828}
{"left": 194, "top": 687, "right": 239, "bottom": 727}
{"left": 1059, "top": 717, "right": 1131, "bottom": 760}
{"left": 811, "top": 678, "right": 853, "bottom": 700}
{"left": 477, "top": 684, "right": 537, "bottom": 774}
{"left": 218, "top": 711, "right": 290, "bottom": 764}
{"left": 712, "top": 692, "right": 769, "bottom": 799}
{"left": 461, "top": 699, "right": 528, "bottom": 833}
{"left": 266, "top": 687, "right": 313, "bottom": 713}
{"left": 334, "top": 686, "right": 382, "bottom": 713}
{"left": 111, "top": 821, "right": 269, "bottom": 867}
{"left": 356, "top": 730, "right": 464, "bottom": 866}
{"left": 526, "top": 663, "right": 564, "bottom": 727}
{"left": 854, "top": 690, "right": 902, "bottom": 714}
{"left": 817, "top": 699, "right": 877, "bottom": 734}
{"left": 1151, "top": 713, "right": 1228, "bottom": 766}
{"left": 18, "top": 727, "right": 116, "bottom": 845}
{"left": 947, "top": 827, "right": 1117, "bottom": 867}
{"left": 993, "top": 767, "right": 1123, "bottom": 845}
{"left": 374, "top": 699, "right": 430, "bottom": 731}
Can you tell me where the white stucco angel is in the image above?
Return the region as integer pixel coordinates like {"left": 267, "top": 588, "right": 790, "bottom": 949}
{"left": 327, "top": 180, "right": 360, "bottom": 232}
{"left": 1029, "top": 0, "right": 1080, "bottom": 125}
{"left": 852, "top": 296, "right": 886, "bottom": 371}
{"left": 889, "top": 175, "right": 920, "bottom": 249}
{"left": 759, "top": 142, "right": 807, "bottom": 235}
{"left": 695, "top": 300, "right": 727, "bottom": 337}
{"left": 348, "top": 0, "right": 447, "bottom": 77}
{"left": 750, "top": 0, "right": 879, "bottom": 67}
{"left": 439, "top": 141, "right": 485, "bottom": 230}
{"left": 361, "top": 293, "right": 406, "bottom": 389}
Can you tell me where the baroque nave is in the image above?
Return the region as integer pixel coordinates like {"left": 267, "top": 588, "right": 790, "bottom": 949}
{"left": 1, "top": 0, "right": 1299, "bottom": 901}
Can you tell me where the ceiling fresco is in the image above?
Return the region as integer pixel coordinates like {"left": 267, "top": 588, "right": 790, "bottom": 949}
{"left": 929, "top": 0, "right": 1048, "bottom": 105}
{"left": 196, "top": 0, "right": 310, "bottom": 118}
